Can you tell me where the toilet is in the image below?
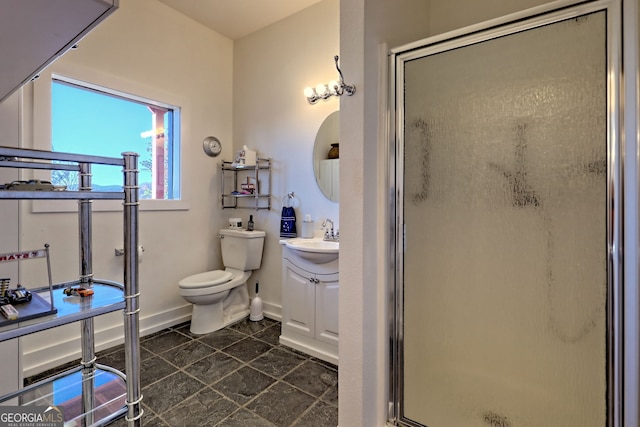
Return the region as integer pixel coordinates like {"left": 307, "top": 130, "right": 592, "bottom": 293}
{"left": 178, "top": 228, "right": 266, "bottom": 335}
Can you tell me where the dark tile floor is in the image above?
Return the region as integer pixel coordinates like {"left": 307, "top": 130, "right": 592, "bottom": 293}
{"left": 26, "top": 318, "right": 338, "bottom": 427}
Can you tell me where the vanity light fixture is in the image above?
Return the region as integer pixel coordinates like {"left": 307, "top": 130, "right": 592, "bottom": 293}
{"left": 304, "top": 55, "right": 356, "bottom": 104}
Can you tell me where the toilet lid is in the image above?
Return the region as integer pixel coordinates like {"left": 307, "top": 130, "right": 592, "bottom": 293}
{"left": 178, "top": 270, "right": 233, "bottom": 289}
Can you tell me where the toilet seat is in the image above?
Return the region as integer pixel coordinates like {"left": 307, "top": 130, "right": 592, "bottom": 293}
{"left": 178, "top": 270, "right": 233, "bottom": 289}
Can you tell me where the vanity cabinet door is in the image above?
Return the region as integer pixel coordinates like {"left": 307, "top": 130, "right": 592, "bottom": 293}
{"left": 282, "top": 260, "right": 315, "bottom": 338}
{"left": 315, "top": 272, "right": 339, "bottom": 346}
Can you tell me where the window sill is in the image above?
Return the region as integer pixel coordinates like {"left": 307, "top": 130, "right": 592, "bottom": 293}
{"left": 32, "top": 199, "right": 190, "bottom": 213}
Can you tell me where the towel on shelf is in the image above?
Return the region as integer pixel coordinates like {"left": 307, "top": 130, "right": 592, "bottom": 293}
{"left": 280, "top": 206, "right": 297, "bottom": 238}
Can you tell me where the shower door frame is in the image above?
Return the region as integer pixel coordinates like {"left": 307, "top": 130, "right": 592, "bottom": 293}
{"left": 387, "top": 0, "right": 637, "bottom": 426}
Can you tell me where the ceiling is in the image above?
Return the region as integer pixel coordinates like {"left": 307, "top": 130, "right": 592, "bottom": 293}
{"left": 157, "top": 0, "right": 322, "bottom": 40}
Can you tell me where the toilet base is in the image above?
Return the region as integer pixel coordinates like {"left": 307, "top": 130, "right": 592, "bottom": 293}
{"left": 190, "top": 304, "right": 251, "bottom": 335}
{"left": 188, "top": 285, "right": 251, "bottom": 335}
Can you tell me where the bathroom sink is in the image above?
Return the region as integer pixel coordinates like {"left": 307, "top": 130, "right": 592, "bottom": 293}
{"left": 284, "top": 238, "right": 339, "bottom": 263}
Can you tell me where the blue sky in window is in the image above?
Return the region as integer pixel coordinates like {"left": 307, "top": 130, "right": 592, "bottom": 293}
{"left": 52, "top": 82, "right": 153, "bottom": 187}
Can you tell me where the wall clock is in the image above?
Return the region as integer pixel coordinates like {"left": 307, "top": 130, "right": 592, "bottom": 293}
{"left": 203, "top": 136, "right": 222, "bottom": 157}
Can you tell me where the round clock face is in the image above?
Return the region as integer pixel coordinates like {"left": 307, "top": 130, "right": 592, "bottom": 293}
{"left": 203, "top": 136, "right": 222, "bottom": 157}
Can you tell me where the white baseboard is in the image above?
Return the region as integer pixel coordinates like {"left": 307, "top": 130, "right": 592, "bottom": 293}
{"left": 279, "top": 334, "right": 338, "bottom": 365}
{"left": 22, "top": 304, "right": 192, "bottom": 377}
{"left": 262, "top": 301, "right": 281, "bottom": 321}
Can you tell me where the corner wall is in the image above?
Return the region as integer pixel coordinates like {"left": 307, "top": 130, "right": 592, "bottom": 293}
{"left": 233, "top": 0, "right": 340, "bottom": 317}
{"left": 339, "top": 1, "right": 431, "bottom": 425}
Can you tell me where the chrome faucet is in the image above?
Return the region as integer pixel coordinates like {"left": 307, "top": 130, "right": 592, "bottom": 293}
{"left": 322, "top": 218, "right": 339, "bottom": 241}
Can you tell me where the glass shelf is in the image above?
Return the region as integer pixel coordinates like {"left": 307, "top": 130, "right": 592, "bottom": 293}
{"left": 0, "top": 280, "right": 125, "bottom": 342}
{"left": 1, "top": 364, "right": 127, "bottom": 427}
{"left": 223, "top": 193, "right": 272, "bottom": 198}
{"left": 221, "top": 158, "right": 271, "bottom": 171}
{"left": 220, "top": 158, "right": 271, "bottom": 210}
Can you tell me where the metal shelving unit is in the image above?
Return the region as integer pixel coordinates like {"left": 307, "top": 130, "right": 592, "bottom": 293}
{"left": 221, "top": 157, "right": 271, "bottom": 210}
{"left": 0, "top": 146, "right": 142, "bottom": 426}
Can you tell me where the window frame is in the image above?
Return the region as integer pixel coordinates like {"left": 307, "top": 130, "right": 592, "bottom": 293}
{"left": 31, "top": 69, "right": 189, "bottom": 213}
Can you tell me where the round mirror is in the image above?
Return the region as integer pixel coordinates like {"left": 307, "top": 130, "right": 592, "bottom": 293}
{"left": 313, "top": 111, "right": 340, "bottom": 202}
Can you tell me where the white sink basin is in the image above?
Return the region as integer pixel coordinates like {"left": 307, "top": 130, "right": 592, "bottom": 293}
{"left": 284, "top": 238, "right": 339, "bottom": 263}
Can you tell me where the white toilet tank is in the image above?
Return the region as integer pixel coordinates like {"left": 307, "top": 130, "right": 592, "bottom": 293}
{"left": 220, "top": 228, "right": 266, "bottom": 271}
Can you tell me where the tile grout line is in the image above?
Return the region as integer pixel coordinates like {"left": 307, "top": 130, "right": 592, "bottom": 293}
{"left": 24, "top": 319, "right": 338, "bottom": 426}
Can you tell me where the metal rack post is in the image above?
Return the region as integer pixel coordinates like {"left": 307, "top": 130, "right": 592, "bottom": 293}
{"left": 122, "top": 152, "right": 142, "bottom": 426}
{"left": 78, "top": 162, "right": 95, "bottom": 426}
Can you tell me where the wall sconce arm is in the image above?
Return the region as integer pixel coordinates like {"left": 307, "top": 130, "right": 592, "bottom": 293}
{"left": 333, "top": 55, "right": 356, "bottom": 96}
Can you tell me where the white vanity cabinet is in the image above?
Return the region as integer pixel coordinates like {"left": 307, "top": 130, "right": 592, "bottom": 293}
{"left": 280, "top": 246, "right": 339, "bottom": 365}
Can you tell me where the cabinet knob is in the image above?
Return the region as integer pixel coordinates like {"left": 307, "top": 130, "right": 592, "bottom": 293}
{"left": 309, "top": 278, "right": 315, "bottom": 282}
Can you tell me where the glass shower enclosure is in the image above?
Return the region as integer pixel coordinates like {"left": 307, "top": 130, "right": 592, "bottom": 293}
{"left": 389, "top": 1, "right": 628, "bottom": 426}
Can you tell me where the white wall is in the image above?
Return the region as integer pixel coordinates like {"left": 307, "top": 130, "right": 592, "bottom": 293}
{"left": 339, "top": 1, "right": 431, "bottom": 425}
{"left": 623, "top": 2, "right": 640, "bottom": 424}
{"left": 11, "top": 0, "right": 341, "bottom": 377}
{"left": 233, "top": 0, "right": 340, "bottom": 317}
{"left": 16, "top": 0, "right": 340, "bottom": 378}
{"left": 17, "top": 0, "right": 234, "bottom": 375}
{"left": 429, "top": 0, "right": 554, "bottom": 35}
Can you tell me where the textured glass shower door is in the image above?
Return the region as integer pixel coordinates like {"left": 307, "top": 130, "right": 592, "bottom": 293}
{"left": 395, "top": 6, "right": 612, "bottom": 427}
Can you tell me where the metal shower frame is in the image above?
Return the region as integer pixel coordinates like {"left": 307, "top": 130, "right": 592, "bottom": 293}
{"left": 387, "top": 0, "right": 639, "bottom": 426}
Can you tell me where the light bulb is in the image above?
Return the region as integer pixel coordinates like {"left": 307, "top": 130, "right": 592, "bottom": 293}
{"left": 329, "top": 80, "right": 339, "bottom": 94}
{"left": 316, "top": 84, "right": 328, "bottom": 97}
{"left": 304, "top": 87, "right": 315, "bottom": 98}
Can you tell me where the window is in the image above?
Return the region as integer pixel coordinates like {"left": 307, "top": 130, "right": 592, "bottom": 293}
{"left": 51, "top": 77, "right": 181, "bottom": 200}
